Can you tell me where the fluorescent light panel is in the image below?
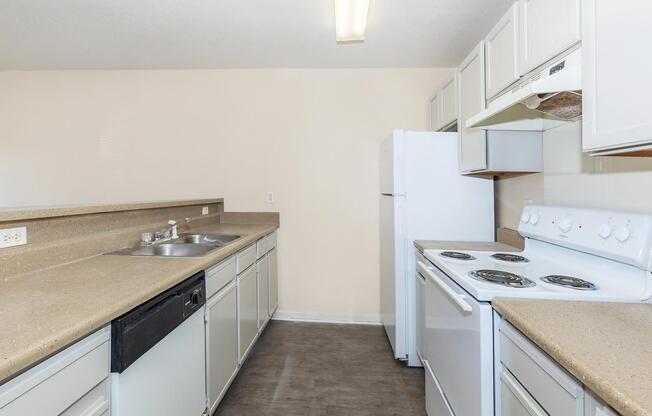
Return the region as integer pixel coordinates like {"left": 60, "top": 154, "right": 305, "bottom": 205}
{"left": 334, "top": 0, "right": 370, "bottom": 42}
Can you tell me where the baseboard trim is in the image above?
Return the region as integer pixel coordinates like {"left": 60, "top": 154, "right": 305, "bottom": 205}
{"left": 272, "top": 311, "right": 382, "bottom": 326}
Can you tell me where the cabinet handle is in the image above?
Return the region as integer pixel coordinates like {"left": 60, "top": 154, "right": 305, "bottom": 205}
{"left": 500, "top": 369, "right": 547, "bottom": 416}
{"left": 417, "top": 261, "right": 472, "bottom": 313}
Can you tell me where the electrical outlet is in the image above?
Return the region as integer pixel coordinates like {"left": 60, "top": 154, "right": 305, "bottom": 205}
{"left": 0, "top": 227, "right": 27, "bottom": 249}
{"left": 202, "top": 206, "right": 209, "bottom": 215}
{"left": 266, "top": 192, "right": 274, "bottom": 204}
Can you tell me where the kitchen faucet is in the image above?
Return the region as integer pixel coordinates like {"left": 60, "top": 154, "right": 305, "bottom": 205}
{"left": 141, "top": 220, "right": 179, "bottom": 245}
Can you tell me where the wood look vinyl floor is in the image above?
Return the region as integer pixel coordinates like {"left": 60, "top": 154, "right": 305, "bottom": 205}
{"left": 214, "top": 320, "right": 426, "bottom": 416}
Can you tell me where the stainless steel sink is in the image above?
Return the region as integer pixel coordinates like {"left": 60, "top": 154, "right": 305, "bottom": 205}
{"left": 106, "top": 233, "right": 242, "bottom": 257}
{"left": 108, "top": 243, "right": 219, "bottom": 257}
{"left": 171, "top": 233, "right": 241, "bottom": 245}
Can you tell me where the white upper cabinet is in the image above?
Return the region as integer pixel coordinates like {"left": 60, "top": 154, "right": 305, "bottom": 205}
{"left": 519, "top": 0, "right": 581, "bottom": 75}
{"left": 429, "top": 91, "right": 442, "bottom": 131}
{"left": 485, "top": 2, "right": 520, "bottom": 99}
{"left": 440, "top": 75, "right": 458, "bottom": 128}
{"left": 582, "top": 0, "right": 652, "bottom": 155}
{"left": 458, "top": 41, "right": 488, "bottom": 173}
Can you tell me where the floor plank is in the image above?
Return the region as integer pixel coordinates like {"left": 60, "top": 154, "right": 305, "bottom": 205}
{"left": 214, "top": 320, "right": 426, "bottom": 416}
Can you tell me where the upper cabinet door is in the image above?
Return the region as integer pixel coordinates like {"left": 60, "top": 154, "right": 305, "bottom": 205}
{"left": 582, "top": 0, "right": 652, "bottom": 154}
{"left": 485, "top": 2, "right": 520, "bottom": 99}
{"left": 429, "top": 91, "right": 442, "bottom": 131}
{"left": 519, "top": 0, "right": 581, "bottom": 75}
{"left": 440, "top": 74, "right": 458, "bottom": 128}
{"left": 458, "top": 42, "right": 488, "bottom": 173}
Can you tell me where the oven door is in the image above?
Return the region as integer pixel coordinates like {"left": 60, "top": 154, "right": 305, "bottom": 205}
{"left": 418, "top": 259, "right": 494, "bottom": 416}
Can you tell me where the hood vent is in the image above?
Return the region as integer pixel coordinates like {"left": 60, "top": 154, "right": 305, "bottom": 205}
{"left": 467, "top": 48, "right": 582, "bottom": 131}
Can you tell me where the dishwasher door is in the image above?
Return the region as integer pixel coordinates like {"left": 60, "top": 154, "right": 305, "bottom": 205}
{"left": 111, "top": 308, "right": 206, "bottom": 416}
{"left": 111, "top": 271, "right": 207, "bottom": 416}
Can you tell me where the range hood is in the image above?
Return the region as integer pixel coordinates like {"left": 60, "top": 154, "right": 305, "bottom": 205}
{"left": 467, "top": 48, "right": 582, "bottom": 131}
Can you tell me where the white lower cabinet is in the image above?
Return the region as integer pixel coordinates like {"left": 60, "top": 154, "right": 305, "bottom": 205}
{"left": 499, "top": 321, "right": 584, "bottom": 415}
{"left": 0, "top": 327, "right": 110, "bottom": 416}
{"left": 238, "top": 263, "right": 258, "bottom": 362}
{"left": 584, "top": 390, "right": 618, "bottom": 416}
{"left": 206, "top": 280, "right": 238, "bottom": 415}
{"left": 257, "top": 253, "right": 270, "bottom": 327}
{"left": 268, "top": 247, "right": 278, "bottom": 313}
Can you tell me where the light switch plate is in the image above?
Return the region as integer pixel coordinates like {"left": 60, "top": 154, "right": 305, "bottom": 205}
{"left": 0, "top": 227, "right": 27, "bottom": 248}
{"left": 202, "top": 207, "right": 209, "bottom": 215}
{"left": 266, "top": 192, "right": 274, "bottom": 204}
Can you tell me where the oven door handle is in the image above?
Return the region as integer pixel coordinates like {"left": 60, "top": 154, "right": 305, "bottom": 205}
{"left": 417, "top": 261, "right": 473, "bottom": 313}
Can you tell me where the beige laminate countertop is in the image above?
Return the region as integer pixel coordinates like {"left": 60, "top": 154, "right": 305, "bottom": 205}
{"left": 414, "top": 240, "right": 519, "bottom": 252}
{"left": 0, "top": 222, "right": 276, "bottom": 384}
{"left": 493, "top": 299, "right": 652, "bottom": 416}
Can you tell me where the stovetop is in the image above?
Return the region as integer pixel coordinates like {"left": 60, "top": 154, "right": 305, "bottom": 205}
{"left": 424, "top": 239, "right": 651, "bottom": 302}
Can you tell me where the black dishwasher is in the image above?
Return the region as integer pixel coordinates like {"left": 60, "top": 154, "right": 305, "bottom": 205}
{"left": 111, "top": 271, "right": 205, "bottom": 373}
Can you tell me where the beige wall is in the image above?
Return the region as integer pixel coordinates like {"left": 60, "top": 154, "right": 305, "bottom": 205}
{"left": 496, "top": 122, "right": 652, "bottom": 229}
{"left": 0, "top": 68, "right": 452, "bottom": 322}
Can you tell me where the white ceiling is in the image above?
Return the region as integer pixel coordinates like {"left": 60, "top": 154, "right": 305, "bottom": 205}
{"left": 0, "top": 0, "right": 514, "bottom": 70}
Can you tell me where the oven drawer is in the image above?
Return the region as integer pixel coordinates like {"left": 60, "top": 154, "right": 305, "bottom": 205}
{"left": 423, "top": 360, "right": 454, "bottom": 416}
{"left": 500, "top": 322, "right": 584, "bottom": 415}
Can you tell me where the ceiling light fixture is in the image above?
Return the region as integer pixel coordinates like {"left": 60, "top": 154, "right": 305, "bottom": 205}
{"left": 334, "top": 0, "right": 370, "bottom": 43}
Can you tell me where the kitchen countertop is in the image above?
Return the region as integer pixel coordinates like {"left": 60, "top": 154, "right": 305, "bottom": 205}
{"left": 0, "top": 221, "right": 276, "bottom": 384}
{"left": 414, "top": 240, "right": 519, "bottom": 252}
{"left": 493, "top": 299, "right": 652, "bottom": 416}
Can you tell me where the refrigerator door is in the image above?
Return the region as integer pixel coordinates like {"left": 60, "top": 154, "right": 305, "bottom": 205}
{"left": 379, "top": 193, "right": 405, "bottom": 358}
{"left": 380, "top": 131, "right": 404, "bottom": 196}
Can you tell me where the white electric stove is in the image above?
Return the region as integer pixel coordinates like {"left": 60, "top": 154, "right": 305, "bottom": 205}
{"left": 416, "top": 205, "right": 652, "bottom": 416}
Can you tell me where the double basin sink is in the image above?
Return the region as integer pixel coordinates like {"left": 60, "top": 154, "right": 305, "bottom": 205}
{"left": 108, "top": 233, "right": 242, "bottom": 257}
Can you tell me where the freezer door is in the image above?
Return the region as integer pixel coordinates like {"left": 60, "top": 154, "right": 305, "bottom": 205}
{"left": 379, "top": 194, "right": 406, "bottom": 358}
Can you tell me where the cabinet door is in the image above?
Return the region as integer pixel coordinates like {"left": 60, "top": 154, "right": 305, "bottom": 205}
{"left": 415, "top": 272, "right": 426, "bottom": 360}
{"left": 584, "top": 390, "right": 618, "bottom": 416}
{"left": 206, "top": 282, "right": 238, "bottom": 414}
{"left": 429, "top": 91, "right": 442, "bottom": 131}
{"left": 519, "top": 0, "right": 581, "bottom": 75}
{"left": 269, "top": 248, "right": 278, "bottom": 314}
{"left": 238, "top": 265, "right": 258, "bottom": 362}
{"left": 257, "top": 254, "right": 270, "bottom": 327}
{"left": 440, "top": 75, "right": 458, "bottom": 128}
{"left": 582, "top": 0, "right": 652, "bottom": 153}
{"left": 458, "top": 41, "right": 488, "bottom": 172}
{"left": 486, "top": 2, "right": 520, "bottom": 99}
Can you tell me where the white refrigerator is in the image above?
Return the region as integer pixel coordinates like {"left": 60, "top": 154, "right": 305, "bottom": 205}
{"left": 380, "top": 130, "right": 494, "bottom": 367}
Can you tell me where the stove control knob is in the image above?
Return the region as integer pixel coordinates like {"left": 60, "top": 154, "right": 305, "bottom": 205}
{"left": 559, "top": 216, "right": 573, "bottom": 233}
{"left": 521, "top": 212, "right": 530, "bottom": 224}
{"left": 616, "top": 226, "right": 632, "bottom": 243}
{"left": 598, "top": 223, "right": 612, "bottom": 239}
{"left": 529, "top": 213, "right": 540, "bottom": 225}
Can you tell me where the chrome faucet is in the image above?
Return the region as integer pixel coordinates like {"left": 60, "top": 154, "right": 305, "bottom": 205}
{"left": 162, "top": 220, "right": 178, "bottom": 239}
{"left": 141, "top": 220, "right": 179, "bottom": 245}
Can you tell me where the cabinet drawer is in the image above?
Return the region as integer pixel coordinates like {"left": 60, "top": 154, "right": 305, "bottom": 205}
{"left": 256, "top": 232, "right": 277, "bottom": 259}
{"left": 0, "top": 327, "right": 110, "bottom": 416}
{"left": 500, "top": 322, "right": 583, "bottom": 415}
{"left": 500, "top": 367, "right": 547, "bottom": 416}
{"left": 206, "top": 256, "right": 236, "bottom": 298}
{"left": 236, "top": 244, "right": 256, "bottom": 274}
{"left": 60, "top": 378, "right": 109, "bottom": 416}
